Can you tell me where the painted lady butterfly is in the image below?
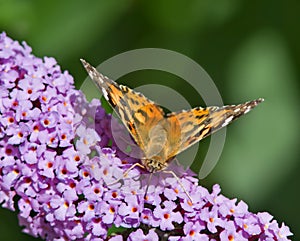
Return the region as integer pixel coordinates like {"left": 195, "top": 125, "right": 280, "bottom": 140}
{"left": 81, "top": 59, "right": 263, "bottom": 184}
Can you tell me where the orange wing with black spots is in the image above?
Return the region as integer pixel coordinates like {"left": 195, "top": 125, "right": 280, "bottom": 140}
{"left": 80, "top": 59, "right": 165, "bottom": 153}
{"left": 165, "top": 99, "right": 264, "bottom": 158}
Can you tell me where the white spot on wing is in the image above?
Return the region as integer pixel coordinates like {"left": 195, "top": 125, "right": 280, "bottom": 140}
{"left": 95, "top": 76, "right": 104, "bottom": 84}
{"left": 244, "top": 106, "right": 251, "bottom": 114}
{"left": 222, "top": 115, "right": 234, "bottom": 127}
{"left": 102, "top": 87, "right": 109, "bottom": 100}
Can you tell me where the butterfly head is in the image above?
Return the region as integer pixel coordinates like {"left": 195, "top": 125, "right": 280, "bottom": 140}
{"left": 142, "top": 156, "right": 168, "bottom": 173}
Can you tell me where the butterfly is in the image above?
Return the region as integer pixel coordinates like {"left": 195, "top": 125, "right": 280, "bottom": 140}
{"left": 81, "top": 59, "right": 263, "bottom": 198}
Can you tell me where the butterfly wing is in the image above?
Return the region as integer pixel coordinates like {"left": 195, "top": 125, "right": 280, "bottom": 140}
{"left": 81, "top": 59, "right": 165, "bottom": 153}
{"left": 165, "top": 98, "right": 264, "bottom": 159}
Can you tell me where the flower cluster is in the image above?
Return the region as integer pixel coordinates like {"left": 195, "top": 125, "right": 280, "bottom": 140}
{"left": 0, "top": 32, "right": 293, "bottom": 241}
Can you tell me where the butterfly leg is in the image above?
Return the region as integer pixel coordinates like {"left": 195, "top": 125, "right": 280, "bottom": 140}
{"left": 107, "top": 162, "right": 146, "bottom": 186}
{"left": 163, "top": 170, "right": 193, "bottom": 203}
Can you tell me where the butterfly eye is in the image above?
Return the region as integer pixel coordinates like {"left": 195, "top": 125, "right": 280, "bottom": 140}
{"left": 149, "top": 159, "right": 156, "bottom": 167}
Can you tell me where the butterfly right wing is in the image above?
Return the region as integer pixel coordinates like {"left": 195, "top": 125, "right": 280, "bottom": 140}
{"left": 165, "top": 98, "right": 264, "bottom": 159}
{"left": 80, "top": 59, "right": 165, "bottom": 153}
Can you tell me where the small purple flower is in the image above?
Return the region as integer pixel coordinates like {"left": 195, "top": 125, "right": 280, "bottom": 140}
{"left": 219, "top": 221, "right": 247, "bottom": 241}
{"left": 77, "top": 200, "right": 98, "bottom": 222}
{"left": 86, "top": 217, "right": 107, "bottom": 237}
{"left": 235, "top": 214, "right": 261, "bottom": 237}
{"left": 183, "top": 222, "right": 208, "bottom": 241}
{"left": 119, "top": 195, "right": 141, "bottom": 227}
{"left": 141, "top": 208, "right": 160, "bottom": 227}
{"left": 0, "top": 32, "right": 293, "bottom": 241}
{"left": 271, "top": 222, "right": 293, "bottom": 241}
{"left": 18, "top": 76, "right": 45, "bottom": 101}
{"left": 50, "top": 195, "right": 76, "bottom": 221}
{"left": 153, "top": 200, "right": 184, "bottom": 231}
{"left": 75, "top": 125, "right": 100, "bottom": 155}
{"left": 128, "top": 228, "right": 159, "bottom": 241}
{"left": 108, "top": 235, "right": 123, "bottom": 241}
{"left": 6, "top": 122, "right": 30, "bottom": 144}
{"left": 199, "top": 206, "right": 225, "bottom": 233}
{"left": 97, "top": 201, "right": 119, "bottom": 225}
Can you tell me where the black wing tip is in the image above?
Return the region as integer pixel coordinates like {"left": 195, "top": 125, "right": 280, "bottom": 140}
{"left": 80, "top": 58, "right": 93, "bottom": 71}
{"left": 80, "top": 58, "right": 87, "bottom": 66}
{"left": 80, "top": 59, "right": 113, "bottom": 87}
{"left": 251, "top": 97, "right": 264, "bottom": 107}
{"left": 80, "top": 59, "right": 102, "bottom": 80}
{"left": 256, "top": 97, "right": 264, "bottom": 103}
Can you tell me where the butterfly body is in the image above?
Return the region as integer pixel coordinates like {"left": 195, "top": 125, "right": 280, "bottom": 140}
{"left": 81, "top": 59, "right": 263, "bottom": 174}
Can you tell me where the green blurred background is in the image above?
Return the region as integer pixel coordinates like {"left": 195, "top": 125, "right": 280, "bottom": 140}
{"left": 0, "top": 0, "right": 299, "bottom": 240}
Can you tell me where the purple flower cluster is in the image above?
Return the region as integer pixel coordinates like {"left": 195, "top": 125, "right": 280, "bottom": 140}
{"left": 0, "top": 32, "right": 293, "bottom": 241}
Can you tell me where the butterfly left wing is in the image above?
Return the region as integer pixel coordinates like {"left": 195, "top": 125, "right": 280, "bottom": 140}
{"left": 80, "top": 59, "right": 165, "bottom": 153}
{"left": 165, "top": 98, "right": 264, "bottom": 159}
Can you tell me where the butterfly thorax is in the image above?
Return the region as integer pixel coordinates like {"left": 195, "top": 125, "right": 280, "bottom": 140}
{"left": 142, "top": 156, "right": 168, "bottom": 173}
{"left": 140, "top": 123, "right": 171, "bottom": 173}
